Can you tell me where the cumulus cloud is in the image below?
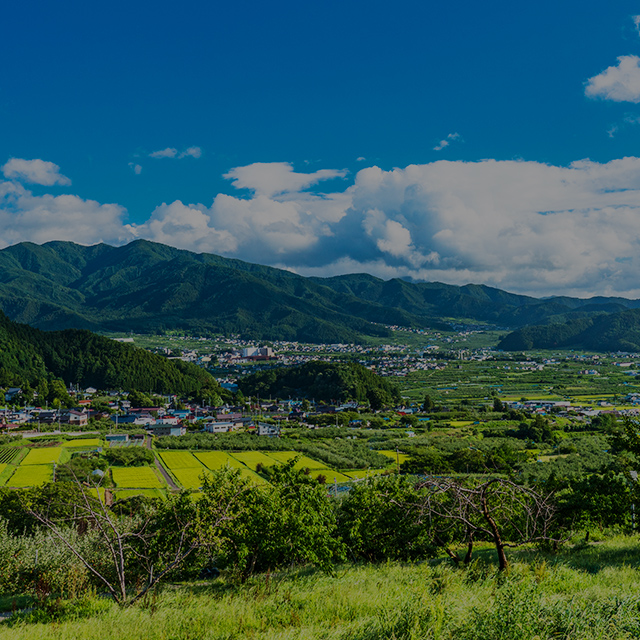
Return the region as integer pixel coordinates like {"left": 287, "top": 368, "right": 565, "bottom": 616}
{"left": 585, "top": 55, "right": 640, "bottom": 103}
{"left": 149, "top": 146, "right": 202, "bottom": 159}
{"left": 222, "top": 162, "right": 348, "bottom": 197}
{"left": 128, "top": 163, "right": 142, "bottom": 175}
{"left": 0, "top": 180, "right": 132, "bottom": 249}
{"left": 9, "top": 157, "right": 640, "bottom": 298}
{"left": 633, "top": 15, "right": 640, "bottom": 35}
{"left": 2, "top": 158, "right": 71, "bottom": 186}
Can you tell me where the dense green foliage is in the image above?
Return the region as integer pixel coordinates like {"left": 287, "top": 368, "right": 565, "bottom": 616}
{"left": 498, "top": 309, "right": 640, "bottom": 352}
{"left": 0, "top": 311, "right": 223, "bottom": 395}
{"left": 239, "top": 361, "right": 401, "bottom": 405}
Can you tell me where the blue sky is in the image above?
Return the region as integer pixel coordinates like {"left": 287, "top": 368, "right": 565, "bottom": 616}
{"left": 4, "top": 0, "right": 640, "bottom": 297}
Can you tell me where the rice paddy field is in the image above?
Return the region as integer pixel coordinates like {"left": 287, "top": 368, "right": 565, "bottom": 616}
{"left": 7, "top": 465, "right": 53, "bottom": 487}
{"left": 61, "top": 439, "right": 102, "bottom": 448}
{"left": 194, "top": 451, "right": 245, "bottom": 470}
{"left": 111, "top": 466, "right": 164, "bottom": 489}
{"left": 378, "top": 450, "right": 411, "bottom": 465}
{"left": 21, "top": 447, "right": 64, "bottom": 465}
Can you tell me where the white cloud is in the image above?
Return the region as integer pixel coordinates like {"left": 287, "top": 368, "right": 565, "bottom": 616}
{"left": 585, "top": 55, "right": 640, "bottom": 103}
{"left": 149, "top": 146, "right": 202, "bottom": 159}
{"left": 2, "top": 158, "right": 71, "bottom": 186}
{"left": 633, "top": 15, "right": 640, "bottom": 36}
{"left": 0, "top": 180, "right": 131, "bottom": 249}
{"left": 179, "top": 146, "right": 202, "bottom": 159}
{"left": 433, "top": 132, "right": 462, "bottom": 151}
{"left": 149, "top": 148, "right": 178, "bottom": 159}
{"left": 222, "top": 162, "right": 348, "bottom": 197}
{"left": 10, "top": 158, "right": 640, "bottom": 298}
{"left": 356, "top": 156, "right": 366, "bottom": 162}
{"left": 128, "top": 163, "right": 142, "bottom": 175}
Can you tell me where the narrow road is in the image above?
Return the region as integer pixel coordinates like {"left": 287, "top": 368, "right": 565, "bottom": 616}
{"left": 146, "top": 435, "right": 179, "bottom": 491}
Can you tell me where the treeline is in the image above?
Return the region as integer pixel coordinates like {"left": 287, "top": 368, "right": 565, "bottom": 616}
{"left": 0, "top": 311, "right": 224, "bottom": 396}
{"left": 239, "top": 361, "right": 401, "bottom": 406}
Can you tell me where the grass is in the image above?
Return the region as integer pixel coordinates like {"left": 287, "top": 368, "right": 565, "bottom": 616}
{"left": 6, "top": 465, "right": 53, "bottom": 487}
{"left": 5, "top": 537, "right": 640, "bottom": 638}
{"left": 22, "top": 447, "right": 63, "bottom": 465}
{"left": 110, "top": 466, "right": 164, "bottom": 489}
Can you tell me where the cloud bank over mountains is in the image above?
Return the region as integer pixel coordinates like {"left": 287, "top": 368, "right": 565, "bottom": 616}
{"left": 3, "top": 157, "right": 640, "bottom": 298}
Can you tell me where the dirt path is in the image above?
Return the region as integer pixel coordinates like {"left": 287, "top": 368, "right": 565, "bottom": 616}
{"left": 148, "top": 436, "right": 179, "bottom": 491}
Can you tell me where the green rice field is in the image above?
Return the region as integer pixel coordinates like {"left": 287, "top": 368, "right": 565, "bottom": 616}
{"left": 378, "top": 450, "right": 410, "bottom": 465}
{"left": 111, "top": 466, "right": 164, "bottom": 488}
{"left": 62, "top": 439, "right": 103, "bottom": 448}
{"left": 22, "top": 447, "right": 63, "bottom": 465}
{"left": 159, "top": 451, "right": 201, "bottom": 468}
{"left": 266, "top": 451, "right": 330, "bottom": 470}
{"left": 114, "top": 488, "right": 166, "bottom": 499}
{"left": 7, "top": 464, "right": 53, "bottom": 487}
{"left": 170, "top": 467, "right": 211, "bottom": 489}
{"left": 195, "top": 451, "right": 245, "bottom": 470}
{"left": 230, "top": 451, "right": 283, "bottom": 470}
{"left": 0, "top": 447, "right": 20, "bottom": 464}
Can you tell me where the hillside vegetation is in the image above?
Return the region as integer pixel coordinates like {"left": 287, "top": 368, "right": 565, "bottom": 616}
{"left": 238, "top": 361, "right": 401, "bottom": 405}
{"left": 498, "top": 309, "right": 640, "bottom": 352}
{"left": 0, "top": 311, "right": 221, "bottom": 395}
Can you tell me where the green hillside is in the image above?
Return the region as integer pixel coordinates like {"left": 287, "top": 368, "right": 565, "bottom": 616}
{"left": 239, "top": 361, "right": 401, "bottom": 405}
{"left": 498, "top": 309, "right": 640, "bottom": 352}
{"left": 1, "top": 240, "right": 640, "bottom": 343}
{"left": 0, "top": 311, "right": 222, "bottom": 396}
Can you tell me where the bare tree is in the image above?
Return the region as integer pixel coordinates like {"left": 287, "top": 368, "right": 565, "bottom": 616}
{"left": 416, "top": 477, "right": 557, "bottom": 571}
{"left": 26, "top": 475, "right": 247, "bottom": 606}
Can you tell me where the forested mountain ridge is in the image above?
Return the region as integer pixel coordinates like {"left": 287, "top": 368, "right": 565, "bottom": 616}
{"left": 498, "top": 309, "right": 640, "bottom": 352}
{"left": 0, "top": 311, "right": 222, "bottom": 396}
{"left": 1, "top": 240, "right": 640, "bottom": 343}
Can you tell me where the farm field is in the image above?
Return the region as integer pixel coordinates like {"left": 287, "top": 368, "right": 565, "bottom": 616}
{"left": 0, "top": 448, "right": 21, "bottom": 464}
{"left": 115, "top": 489, "right": 166, "bottom": 499}
{"left": 230, "top": 451, "right": 283, "bottom": 470}
{"left": 309, "top": 469, "right": 352, "bottom": 483}
{"left": 265, "top": 451, "right": 331, "bottom": 470}
{"left": 194, "top": 451, "right": 244, "bottom": 470}
{"left": 62, "top": 439, "right": 102, "bottom": 448}
{"left": 159, "top": 451, "right": 201, "bottom": 468}
{"left": 22, "top": 447, "right": 63, "bottom": 465}
{"left": 170, "top": 467, "right": 211, "bottom": 490}
{"left": 111, "top": 466, "right": 164, "bottom": 489}
{"left": 7, "top": 464, "right": 53, "bottom": 487}
{"left": 378, "top": 450, "right": 410, "bottom": 465}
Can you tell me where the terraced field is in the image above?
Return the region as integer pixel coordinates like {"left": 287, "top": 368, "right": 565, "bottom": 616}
{"left": 111, "top": 466, "right": 164, "bottom": 488}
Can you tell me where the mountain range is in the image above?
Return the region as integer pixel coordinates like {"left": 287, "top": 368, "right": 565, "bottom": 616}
{"left": 1, "top": 240, "right": 640, "bottom": 345}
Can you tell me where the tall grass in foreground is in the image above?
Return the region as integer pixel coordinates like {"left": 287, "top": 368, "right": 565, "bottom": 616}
{"left": 4, "top": 537, "right": 640, "bottom": 639}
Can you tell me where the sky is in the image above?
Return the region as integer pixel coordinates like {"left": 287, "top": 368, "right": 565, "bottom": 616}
{"left": 4, "top": 0, "right": 640, "bottom": 298}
